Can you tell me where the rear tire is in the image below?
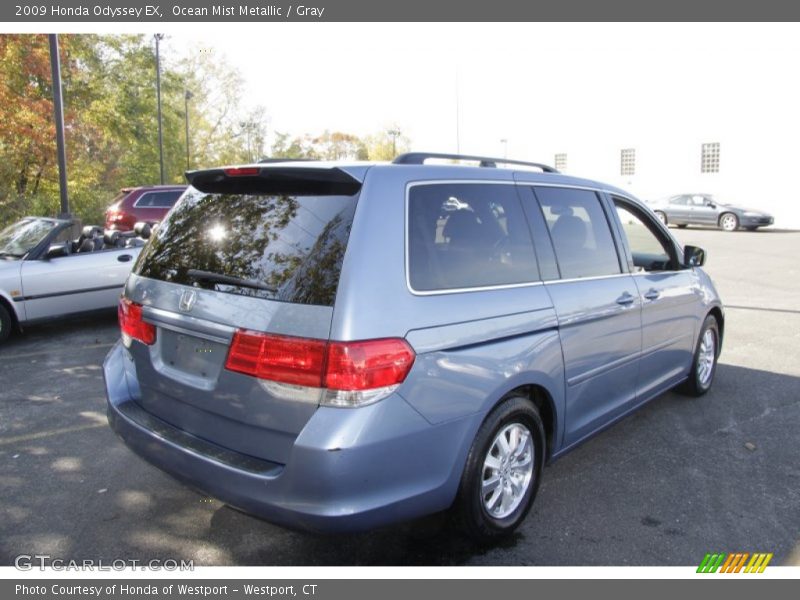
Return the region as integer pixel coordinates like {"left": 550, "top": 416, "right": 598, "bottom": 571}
{"left": 719, "top": 213, "right": 739, "bottom": 232}
{"left": 677, "top": 224, "right": 688, "bottom": 229}
{"left": 677, "top": 315, "right": 719, "bottom": 397}
{"left": 453, "top": 396, "right": 545, "bottom": 543}
{"left": 0, "top": 303, "right": 12, "bottom": 344}
{"left": 654, "top": 211, "right": 668, "bottom": 226}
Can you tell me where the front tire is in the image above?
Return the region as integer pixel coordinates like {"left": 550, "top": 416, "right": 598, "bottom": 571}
{"left": 453, "top": 396, "right": 545, "bottom": 543}
{"left": 677, "top": 314, "right": 720, "bottom": 397}
{"left": 719, "top": 212, "right": 739, "bottom": 232}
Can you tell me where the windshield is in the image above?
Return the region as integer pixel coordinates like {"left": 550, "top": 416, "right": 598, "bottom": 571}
{"left": 0, "top": 218, "right": 58, "bottom": 257}
{"left": 134, "top": 188, "right": 359, "bottom": 307}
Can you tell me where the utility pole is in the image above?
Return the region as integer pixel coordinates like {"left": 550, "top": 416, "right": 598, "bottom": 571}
{"left": 500, "top": 138, "right": 508, "bottom": 160}
{"left": 184, "top": 89, "right": 193, "bottom": 170}
{"left": 48, "top": 34, "right": 70, "bottom": 218}
{"left": 155, "top": 34, "right": 165, "bottom": 184}
{"left": 387, "top": 128, "right": 401, "bottom": 158}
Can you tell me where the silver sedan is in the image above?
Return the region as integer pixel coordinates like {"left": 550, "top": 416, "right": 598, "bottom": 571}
{"left": 0, "top": 217, "right": 145, "bottom": 343}
{"left": 648, "top": 194, "right": 774, "bottom": 231}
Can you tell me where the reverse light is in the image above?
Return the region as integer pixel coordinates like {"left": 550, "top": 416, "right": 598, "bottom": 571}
{"left": 118, "top": 298, "right": 156, "bottom": 346}
{"left": 224, "top": 332, "right": 416, "bottom": 407}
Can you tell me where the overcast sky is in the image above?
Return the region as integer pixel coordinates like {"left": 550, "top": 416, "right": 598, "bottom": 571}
{"left": 159, "top": 22, "right": 800, "bottom": 163}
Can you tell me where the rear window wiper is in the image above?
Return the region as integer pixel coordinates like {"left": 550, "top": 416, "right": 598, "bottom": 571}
{"left": 186, "top": 269, "right": 278, "bottom": 293}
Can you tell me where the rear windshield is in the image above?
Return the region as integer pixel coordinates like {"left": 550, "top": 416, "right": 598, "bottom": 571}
{"left": 134, "top": 188, "right": 358, "bottom": 307}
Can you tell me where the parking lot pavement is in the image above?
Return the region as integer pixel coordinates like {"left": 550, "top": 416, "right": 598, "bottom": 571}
{"left": 1, "top": 228, "right": 798, "bottom": 567}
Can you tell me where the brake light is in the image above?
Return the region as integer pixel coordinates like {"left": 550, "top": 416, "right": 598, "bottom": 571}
{"left": 224, "top": 332, "right": 416, "bottom": 407}
{"left": 226, "top": 331, "right": 327, "bottom": 387}
{"left": 224, "top": 167, "right": 260, "bottom": 177}
{"left": 118, "top": 298, "right": 156, "bottom": 346}
{"left": 325, "top": 339, "right": 416, "bottom": 391}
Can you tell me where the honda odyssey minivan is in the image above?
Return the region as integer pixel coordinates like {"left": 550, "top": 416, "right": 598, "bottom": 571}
{"left": 104, "top": 153, "right": 723, "bottom": 541}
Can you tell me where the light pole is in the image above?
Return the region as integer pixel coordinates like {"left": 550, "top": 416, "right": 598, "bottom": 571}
{"left": 500, "top": 138, "right": 508, "bottom": 160}
{"left": 154, "top": 34, "right": 165, "bottom": 184}
{"left": 387, "top": 128, "right": 401, "bottom": 158}
{"left": 48, "top": 34, "right": 70, "bottom": 218}
{"left": 184, "top": 89, "right": 193, "bottom": 171}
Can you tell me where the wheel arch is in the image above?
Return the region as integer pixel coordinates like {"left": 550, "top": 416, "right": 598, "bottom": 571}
{"left": 707, "top": 305, "right": 725, "bottom": 353}
{"left": 487, "top": 382, "right": 559, "bottom": 462}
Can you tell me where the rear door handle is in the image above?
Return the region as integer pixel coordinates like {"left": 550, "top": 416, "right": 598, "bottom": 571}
{"left": 643, "top": 289, "right": 660, "bottom": 301}
{"left": 616, "top": 292, "right": 636, "bottom": 305}
{"left": 117, "top": 254, "right": 133, "bottom": 263}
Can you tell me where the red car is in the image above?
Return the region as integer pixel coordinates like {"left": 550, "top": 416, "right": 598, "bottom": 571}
{"left": 104, "top": 185, "right": 187, "bottom": 231}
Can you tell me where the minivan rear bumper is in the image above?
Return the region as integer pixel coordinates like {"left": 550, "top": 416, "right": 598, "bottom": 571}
{"left": 104, "top": 341, "right": 474, "bottom": 533}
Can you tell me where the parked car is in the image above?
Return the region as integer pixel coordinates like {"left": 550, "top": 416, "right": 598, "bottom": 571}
{"left": 104, "top": 153, "right": 723, "bottom": 541}
{"left": 0, "top": 217, "right": 149, "bottom": 343}
{"left": 104, "top": 185, "right": 187, "bottom": 232}
{"left": 649, "top": 193, "right": 774, "bottom": 231}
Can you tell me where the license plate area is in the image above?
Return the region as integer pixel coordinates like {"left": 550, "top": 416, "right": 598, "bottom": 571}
{"left": 156, "top": 328, "right": 227, "bottom": 385}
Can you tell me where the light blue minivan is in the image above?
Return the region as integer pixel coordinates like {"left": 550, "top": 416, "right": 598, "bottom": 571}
{"left": 104, "top": 152, "right": 723, "bottom": 541}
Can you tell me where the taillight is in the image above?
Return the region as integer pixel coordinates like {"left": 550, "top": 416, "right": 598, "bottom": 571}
{"left": 224, "top": 332, "right": 416, "bottom": 407}
{"left": 226, "top": 331, "right": 327, "bottom": 387}
{"left": 118, "top": 298, "right": 156, "bottom": 346}
{"left": 325, "top": 339, "right": 415, "bottom": 390}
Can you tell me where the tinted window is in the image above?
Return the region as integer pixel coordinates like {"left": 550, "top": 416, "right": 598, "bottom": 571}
{"left": 135, "top": 191, "right": 183, "bottom": 208}
{"left": 534, "top": 187, "right": 621, "bottom": 279}
{"left": 408, "top": 183, "right": 539, "bottom": 291}
{"left": 135, "top": 189, "right": 358, "bottom": 307}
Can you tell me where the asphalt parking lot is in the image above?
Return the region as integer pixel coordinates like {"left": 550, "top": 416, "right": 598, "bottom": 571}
{"left": 1, "top": 227, "right": 798, "bottom": 566}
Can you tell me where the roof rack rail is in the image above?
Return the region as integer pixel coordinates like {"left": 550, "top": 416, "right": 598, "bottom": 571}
{"left": 392, "top": 152, "right": 559, "bottom": 173}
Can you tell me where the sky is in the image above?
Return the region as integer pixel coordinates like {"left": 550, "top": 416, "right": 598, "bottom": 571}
{"left": 161, "top": 22, "right": 800, "bottom": 162}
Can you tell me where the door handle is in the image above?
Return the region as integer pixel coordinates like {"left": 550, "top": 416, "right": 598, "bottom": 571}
{"left": 117, "top": 254, "right": 133, "bottom": 263}
{"left": 643, "top": 289, "right": 660, "bottom": 301}
{"left": 616, "top": 292, "right": 636, "bottom": 306}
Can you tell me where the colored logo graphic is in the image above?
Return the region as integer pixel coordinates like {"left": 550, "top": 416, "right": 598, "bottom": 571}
{"left": 697, "top": 552, "right": 773, "bottom": 573}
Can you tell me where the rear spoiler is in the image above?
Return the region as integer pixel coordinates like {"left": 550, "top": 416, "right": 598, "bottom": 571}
{"left": 185, "top": 166, "right": 362, "bottom": 196}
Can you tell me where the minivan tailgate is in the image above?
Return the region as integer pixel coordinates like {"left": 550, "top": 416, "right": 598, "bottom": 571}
{"left": 123, "top": 273, "right": 334, "bottom": 465}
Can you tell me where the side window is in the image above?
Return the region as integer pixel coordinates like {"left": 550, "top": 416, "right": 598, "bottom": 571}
{"left": 136, "top": 191, "right": 182, "bottom": 208}
{"left": 534, "top": 187, "right": 621, "bottom": 279}
{"left": 408, "top": 183, "right": 539, "bottom": 291}
{"left": 671, "top": 196, "right": 689, "bottom": 206}
{"left": 614, "top": 199, "right": 676, "bottom": 272}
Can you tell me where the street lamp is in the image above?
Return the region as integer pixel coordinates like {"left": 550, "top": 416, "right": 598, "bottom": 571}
{"left": 154, "top": 34, "right": 165, "bottom": 184}
{"left": 387, "top": 128, "right": 401, "bottom": 158}
{"left": 184, "top": 89, "right": 193, "bottom": 171}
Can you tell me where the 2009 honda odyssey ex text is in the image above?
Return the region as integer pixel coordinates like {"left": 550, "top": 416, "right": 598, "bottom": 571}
{"left": 104, "top": 153, "right": 723, "bottom": 541}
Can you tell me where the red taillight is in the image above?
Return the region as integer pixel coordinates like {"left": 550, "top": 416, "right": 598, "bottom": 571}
{"left": 118, "top": 298, "right": 156, "bottom": 345}
{"left": 325, "top": 339, "right": 416, "bottom": 391}
{"left": 226, "top": 331, "right": 327, "bottom": 387}
{"left": 225, "top": 332, "right": 415, "bottom": 393}
{"left": 224, "top": 167, "right": 260, "bottom": 177}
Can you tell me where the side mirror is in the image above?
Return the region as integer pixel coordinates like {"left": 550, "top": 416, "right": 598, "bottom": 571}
{"left": 684, "top": 245, "right": 706, "bottom": 267}
{"left": 45, "top": 243, "right": 69, "bottom": 260}
{"left": 133, "top": 221, "right": 152, "bottom": 239}
{"left": 708, "top": 202, "right": 716, "bottom": 209}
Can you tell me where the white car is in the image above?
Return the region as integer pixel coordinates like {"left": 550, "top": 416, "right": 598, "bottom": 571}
{"left": 0, "top": 217, "right": 147, "bottom": 343}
